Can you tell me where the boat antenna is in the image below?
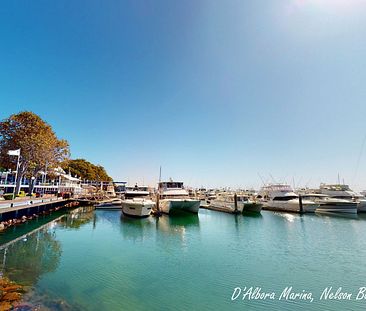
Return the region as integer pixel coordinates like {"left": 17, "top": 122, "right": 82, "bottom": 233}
{"left": 257, "top": 173, "right": 266, "bottom": 186}
{"left": 337, "top": 173, "right": 340, "bottom": 185}
{"left": 269, "top": 174, "right": 276, "bottom": 183}
{"left": 297, "top": 176, "right": 303, "bottom": 189}
{"left": 304, "top": 178, "right": 312, "bottom": 188}
{"left": 352, "top": 133, "right": 366, "bottom": 186}
{"left": 159, "top": 166, "right": 162, "bottom": 184}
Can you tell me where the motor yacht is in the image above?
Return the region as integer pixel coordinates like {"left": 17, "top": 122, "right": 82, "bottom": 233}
{"left": 300, "top": 193, "right": 357, "bottom": 214}
{"left": 122, "top": 185, "right": 155, "bottom": 217}
{"left": 158, "top": 180, "right": 200, "bottom": 215}
{"left": 259, "top": 184, "right": 319, "bottom": 213}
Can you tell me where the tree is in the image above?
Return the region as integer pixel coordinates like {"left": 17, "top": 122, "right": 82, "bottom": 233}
{"left": 61, "top": 159, "right": 112, "bottom": 181}
{"left": 0, "top": 112, "right": 70, "bottom": 195}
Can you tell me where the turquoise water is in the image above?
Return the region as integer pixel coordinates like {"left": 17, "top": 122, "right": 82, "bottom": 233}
{"left": 1, "top": 207, "right": 366, "bottom": 310}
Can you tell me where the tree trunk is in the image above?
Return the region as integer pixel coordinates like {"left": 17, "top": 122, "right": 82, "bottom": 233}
{"left": 14, "top": 172, "right": 22, "bottom": 196}
{"left": 14, "top": 163, "right": 27, "bottom": 197}
{"left": 28, "top": 178, "right": 36, "bottom": 196}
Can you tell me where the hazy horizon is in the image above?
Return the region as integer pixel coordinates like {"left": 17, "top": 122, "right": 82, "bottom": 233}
{"left": 1, "top": 1, "right": 366, "bottom": 190}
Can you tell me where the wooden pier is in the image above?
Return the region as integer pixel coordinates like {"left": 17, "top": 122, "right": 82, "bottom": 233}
{"left": 200, "top": 204, "right": 241, "bottom": 215}
{"left": 0, "top": 197, "right": 76, "bottom": 222}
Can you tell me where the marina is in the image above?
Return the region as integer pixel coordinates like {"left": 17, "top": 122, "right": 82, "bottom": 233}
{"left": 1, "top": 0, "right": 366, "bottom": 309}
{"left": 1, "top": 206, "right": 366, "bottom": 310}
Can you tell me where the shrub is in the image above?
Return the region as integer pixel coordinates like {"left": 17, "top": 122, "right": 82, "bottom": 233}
{"left": 16, "top": 191, "right": 26, "bottom": 197}
{"left": 3, "top": 194, "right": 13, "bottom": 200}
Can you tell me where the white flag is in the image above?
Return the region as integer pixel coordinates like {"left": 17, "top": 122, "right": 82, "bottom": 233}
{"left": 7, "top": 149, "right": 20, "bottom": 156}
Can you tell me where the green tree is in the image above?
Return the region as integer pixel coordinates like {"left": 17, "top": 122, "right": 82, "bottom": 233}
{"left": 0, "top": 112, "right": 70, "bottom": 195}
{"left": 62, "top": 159, "right": 112, "bottom": 181}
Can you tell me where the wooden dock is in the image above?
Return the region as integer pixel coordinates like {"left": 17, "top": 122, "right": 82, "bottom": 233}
{"left": 200, "top": 204, "right": 241, "bottom": 215}
{"left": 0, "top": 197, "right": 74, "bottom": 222}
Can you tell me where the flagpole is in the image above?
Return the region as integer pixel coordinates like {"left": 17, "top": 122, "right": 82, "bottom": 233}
{"left": 12, "top": 150, "right": 21, "bottom": 200}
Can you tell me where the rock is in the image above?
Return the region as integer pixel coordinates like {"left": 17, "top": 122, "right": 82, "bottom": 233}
{"left": 12, "top": 304, "right": 33, "bottom": 311}
{"left": 2, "top": 291, "right": 21, "bottom": 301}
{"left": 2, "top": 285, "right": 22, "bottom": 292}
{"left": 0, "top": 301, "right": 12, "bottom": 311}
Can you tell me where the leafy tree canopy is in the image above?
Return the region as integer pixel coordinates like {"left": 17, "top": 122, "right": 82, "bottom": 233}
{"left": 0, "top": 111, "right": 70, "bottom": 193}
{"left": 62, "top": 158, "right": 112, "bottom": 181}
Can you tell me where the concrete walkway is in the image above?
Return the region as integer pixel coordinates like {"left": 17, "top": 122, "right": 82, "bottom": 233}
{"left": 0, "top": 196, "right": 64, "bottom": 210}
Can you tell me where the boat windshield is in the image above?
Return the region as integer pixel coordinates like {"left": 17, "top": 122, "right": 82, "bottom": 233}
{"left": 273, "top": 196, "right": 298, "bottom": 201}
{"left": 159, "top": 182, "right": 184, "bottom": 189}
{"left": 332, "top": 196, "right": 352, "bottom": 200}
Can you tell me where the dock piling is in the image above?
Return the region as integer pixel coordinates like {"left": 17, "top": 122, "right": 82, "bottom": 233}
{"left": 234, "top": 193, "right": 238, "bottom": 213}
{"left": 156, "top": 195, "right": 160, "bottom": 212}
{"left": 299, "top": 195, "right": 304, "bottom": 214}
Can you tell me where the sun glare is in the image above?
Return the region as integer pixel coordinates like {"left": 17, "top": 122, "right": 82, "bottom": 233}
{"left": 291, "top": 0, "right": 366, "bottom": 11}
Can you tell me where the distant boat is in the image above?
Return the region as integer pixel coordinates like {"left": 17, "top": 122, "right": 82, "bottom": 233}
{"left": 242, "top": 197, "right": 263, "bottom": 214}
{"left": 158, "top": 181, "right": 200, "bottom": 215}
{"left": 259, "top": 184, "right": 319, "bottom": 213}
{"left": 301, "top": 193, "right": 358, "bottom": 214}
{"left": 209, "top": 193, "right": 262, "bottom": 213}
{"left": 95, "top": 198, "right": 122, "bottom": 209}
{"left": 318, "top": 184, "right": 362, "bottom": 213}
{"left": 122, "top": 185, "right": 155, "bottom": 218}
{"left": 209, "top": 192, "right": 240, "bottom": 212}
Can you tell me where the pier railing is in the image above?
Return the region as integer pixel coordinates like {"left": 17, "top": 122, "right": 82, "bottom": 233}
{"left": 0, "top": 196, "right": 65, "bottom": 209}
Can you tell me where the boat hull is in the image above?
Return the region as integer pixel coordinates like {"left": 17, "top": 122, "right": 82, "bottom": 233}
{"left": 316, "top": 202, "right": 358, "bottom": 214}
{"left": 210, "top": 201, "right": 243, "bottom": 212}
{"left": 159, "top": 199, "right": 200, "bottom": 214}
{"left": 122, "top": 200, "right": 154, "bottom": 217}
{"left": 263, "top": 199, "right": 318, "bottom": 213}
{"left": 95, "top": 202, "right": 122, "bottom": 209}
{"left": 242, "top": 202, "right": 262, "bottom": 213}
{"left": 357, "top": 200, "right": 366, "bottom": 212}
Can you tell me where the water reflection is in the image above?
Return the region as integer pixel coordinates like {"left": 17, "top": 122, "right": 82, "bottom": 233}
{"left": 242, "top": 212, "right": 263, "bottom": 219}
{"left": 315, "top": 211, "right": 359, "bottom": 220}
{"left": 0, "top": 206, "right": 94, "bottom": 287}
{"left": 0, "top": 223, "right": 61, "bottom": 286}
{"left": 274, "top": 212, "right": 304, "bottom": 222}
{"left": 155, "top": 214, "right": 200, "bottom": 252}
{"left": 156, "top": 214, "right": 199, "bottom": 234}
{"left": 356, "top": 213, "right": 366, "bottom": 221}
{"left": 57, "top": 206, "right": 96, "bottom": 229}
{"left": 120, "top": 214, "right": 155, "bottom": 242}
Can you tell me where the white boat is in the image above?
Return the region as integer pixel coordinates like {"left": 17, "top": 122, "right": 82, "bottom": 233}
{"left": 122, "top": 185, "right": 155, "bottom": 217}
{"left": 259, "top": 184, "right": 319, "bottom": 213}
{"left": 95, "top": 198, "right": 122, "bottom": 209}
{"left": 210, "top": 193, "right": 262, "bottom": 213}
{"left": 301, "top": 193, "right": 358, "bottom": 214}
{"left": 209, "top": 192, "right": 242, "bottom": 212}
{"left": 158, "top": 181, "right": 200, "bottom": 215}
{"left": 319, "top": 184, "right": 364, "bottom": 212}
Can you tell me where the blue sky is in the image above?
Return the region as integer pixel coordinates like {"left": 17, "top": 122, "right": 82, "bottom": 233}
{"left": 1, "top": 0, "right": 366, "bottom": 189}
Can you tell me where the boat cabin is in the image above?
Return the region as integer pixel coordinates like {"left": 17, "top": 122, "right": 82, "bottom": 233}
{"left": 158, "top": 181, "right": 189, "bottom": 199}
{"left": 159, "top": 181, "right": 184, "bottom": 190}
{"left": 125, "top": 184, "right": 150, "bottom": 199}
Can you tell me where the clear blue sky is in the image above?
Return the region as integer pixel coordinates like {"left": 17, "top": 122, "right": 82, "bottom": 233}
{"left": 1, "top": 0, "right": 366, "bottom": 189}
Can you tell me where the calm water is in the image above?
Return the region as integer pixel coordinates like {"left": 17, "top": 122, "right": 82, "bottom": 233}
{"left": 1, "top": 207, "right": 366, "bottom": 310}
